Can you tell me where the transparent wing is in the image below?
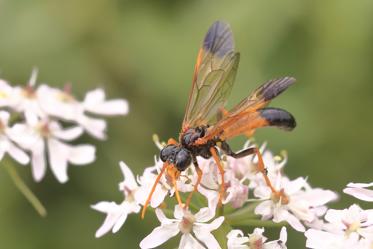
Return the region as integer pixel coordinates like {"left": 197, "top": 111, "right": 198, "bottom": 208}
{"left": 182, "top": 21, "right": 239, "bottom": 130}
{"left": 229, "top": 77, "right": 295, "bottom": 116}
{"left": 201, "top": 77, "right": 296, "bottom": 141}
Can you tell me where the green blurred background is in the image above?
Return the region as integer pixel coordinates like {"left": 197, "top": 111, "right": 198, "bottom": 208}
{"left": 0, "top": 0, "right": 372, "bottom": 248}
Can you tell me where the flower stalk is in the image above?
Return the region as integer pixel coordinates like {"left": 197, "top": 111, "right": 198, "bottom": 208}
{"left": 3, "top": 161, "right": 47, "bottom": 217}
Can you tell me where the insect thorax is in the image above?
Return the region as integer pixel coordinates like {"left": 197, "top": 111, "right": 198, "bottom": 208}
{"left": 181, "top": 126, "right": 216, "bottom": 159}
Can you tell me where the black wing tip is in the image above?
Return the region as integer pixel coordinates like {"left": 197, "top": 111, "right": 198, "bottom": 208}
{"left": 259, "top": 107, "right": 296, "bottom": 131}
{"left": 203, "top": 20, "right": 234, "bottom": 56}
{"left": 262, "top": 76, "right": 296, "bottom": 101}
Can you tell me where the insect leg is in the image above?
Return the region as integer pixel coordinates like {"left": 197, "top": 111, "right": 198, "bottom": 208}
{"left": 220, "top": 141, "right": 256, "bottom": 158}
{"left": 168, "top": 166, "right": 183, "bottom": 208}
{"left": 185, "top": 156, "right": 203, "bottom": 208}
{"left": 221, "top": 142, "right": 278, "bottom": 194}
{"left": 209, "top": 147, "right": 225, "bottom": 205}
{"left": 141, "top": 162, "right": 169, "bottom": 219}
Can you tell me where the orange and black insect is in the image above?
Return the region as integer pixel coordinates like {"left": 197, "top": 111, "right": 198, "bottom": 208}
{"left": 141, "top": 21, "right": 296, "bottom": 218}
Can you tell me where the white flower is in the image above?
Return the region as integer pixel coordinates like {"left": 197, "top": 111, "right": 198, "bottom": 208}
{"left": 0, "top": 111, "right": 29, "bottom": 164}
{"left": 305, "top": 204, "right": 373, "bottom": 249}
{"left": 254, "top": 175, "right": 337, "bottom": 232}
{"left": 91, "top": 201, "right": 140, "bottom": 238}
{"left": 83, "top": 88, "right": 129, "bottom": 116}
{"left": 135, "top": 159, "right": 174, "bottom": 208}
{"left": 12, "top": 69, "right": 46, "bottom": 124}
{"left": 227, "top": 229, "right": 249, "bottom": 249}
{"left": 91, "top": 162, "right": 141, "bottom": 238}
{"left": 305, "top": 229, "right": 362, "bottom": 249}
{"left": 0, "top": 79, "right": 17, "bottom": 108}
{"left": 227, "top": 227, "right": 287, "bottom": 249}
{"left": 224, "top": 171, "right": 249, "bottom": 208}
{"left": 325, "top": 204, "right": 373, "bottom": 238}
{"left": 36, "top": 84, "right": 108, "bottom": 140}
{"left": 8, "top": 118, "right": 95, "bottom": 182}
{"left": 136, "top": 158, "right": 194, "bottom": 208}
{"left": 140, "top": 205, "right": 224, "bottom": 249}
{"left": 344, "top": 182, "right": 373, "bottom": 202}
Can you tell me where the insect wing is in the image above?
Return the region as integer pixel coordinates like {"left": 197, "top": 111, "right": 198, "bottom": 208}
{"left": 201, "top": 77, "right": 296, "bottom": 141}
{"left": 218, "top": 108, "right": 296, "bottom": 140}
{"left": 229, "top": 77, "right": 295, "bottom": 116}
{"left": 182, "top": 21, "right": 239, "bottom": 130}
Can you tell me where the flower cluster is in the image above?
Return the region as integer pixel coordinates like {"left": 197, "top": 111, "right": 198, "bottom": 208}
{"left": 305, "top": 182, "right": 373, "bottom": 248}
{"left": 0, "top": 69, "right": 128, "bottom": 183}
{"left": 94, "top": 139, "right": 371, "bottom": 248}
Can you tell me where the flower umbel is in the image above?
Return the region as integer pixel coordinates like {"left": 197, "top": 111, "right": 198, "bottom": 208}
{"left": 140, "top": 205, "right": 224, "bottom": 249}
{"left": 92, "top": 139, "right": 336, "bottom": 248}
{"left": 0, "top": 69, "right": 128, "bottom": 216}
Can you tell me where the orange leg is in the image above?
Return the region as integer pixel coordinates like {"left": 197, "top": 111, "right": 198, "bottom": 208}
{"left": 168, "top": 166, "right": 183, "bottom": 208}
{"left": 185, "top": 165, "right": 202, "bottom": 208}
{"left": 209, "top": 147, "right": 225, "bottom": 205}
{"left": 252, "top": 147, "right": 278, "bottom": 194}
{"left": 220, "top": 142, "right": 279, "bottom": 195}
{"left": 141, "top": 162, "right": 168, "bottom": 219}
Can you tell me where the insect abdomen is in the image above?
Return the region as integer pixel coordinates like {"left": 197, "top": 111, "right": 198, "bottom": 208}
{"left": 259, "top": 107, "right": 296, "bottom": 131}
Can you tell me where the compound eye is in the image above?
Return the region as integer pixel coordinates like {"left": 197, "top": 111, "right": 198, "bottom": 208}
{"left": 175, "top": 148, "right": 192, "bottom": 171}
{"left": 160, "top": 145, "right": 177, "bottom": 162}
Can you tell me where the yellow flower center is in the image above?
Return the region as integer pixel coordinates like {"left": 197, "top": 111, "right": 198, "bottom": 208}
{"left": 179, "top": 211, "right": 195, "bottom": 234}
{"left": 249, "top": 235, "right": 263, "bottom": 249}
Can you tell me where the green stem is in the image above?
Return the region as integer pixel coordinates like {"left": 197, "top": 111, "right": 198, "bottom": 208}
{"left": 225, "top": 202, "right": 258, "bottom": 221}
{"left": 227, "top": 218, "right": 287, "bottom": 227}
{"left": 4, "top": 163, "right": 47, "bottom": 217}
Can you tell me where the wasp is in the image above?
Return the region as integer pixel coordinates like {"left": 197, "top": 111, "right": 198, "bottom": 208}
{"left": 141, "top": 21, "right": 296, "bottom": 218}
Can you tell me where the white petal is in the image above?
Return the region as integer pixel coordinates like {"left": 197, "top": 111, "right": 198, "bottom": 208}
{"left": 53, "top": 126, "right": 84, "bottom": 141}
{"left": 28, "top": 68, "right": 38, "bottom": 87}
{"left": 198, "top": 186, "right": 219, "bottom": 214}
{"left": 344, "top": 186, "right": 373, "bottom": 202}
{"left": 77, "top": 115, "right": 107, "bottom": 140}
{"left": 48, "top": 138, "right": 69, "bottom": 183}
{"left": 174, "top": 205, "right": 184, "bottom": 220}
{"left": 112, "top": 212, "right": 128, "bottom": 233}
{"left": 254, "top": 185, "right": 271, "bottom": 199}
{"left": 119, "top": 161, "right": 138, "bottom": 190}
{"left": 139, "top": 223, "right": 179, "bottom": 249}
{"left": 284, "top": 177, "right": 306, "bottom": 195}
{"left": 84, "top": 88, "right": 105, "bottom": 104}
{"left": 0, "top": 111, "right": 10, "bottom": 125}
{"left": 91, "top": 201, "right": 134, "bottom": 237}
{"left": 95, "top": 213, "right": 121, "bottom": 237}
{"left": 279, "top": 226, "right": 287, "bottom": 243}
{"left": 194, "top": 223, "right": 223, "bottom": 249}
{"left": 88, "top": 99, "right": 129, "bottom": 116}
{"left": 68, "top": 144, "right": 95, "bottom": 165}
{"left": 195, "top": 207, "right": 215, "bottom": 223}
{"left": 31, "top": 141, "right": 46, "bottom": 182}
{"left": 347, "top": 182, "right": 373, "bottom": 188}
{"left": 179, "top": 234, "right": 205, "bottom": 249}
{"left": 255, "top": 200, "right": 273, "bottom": 217}
{"left": 91, "top": 201, "right": 117, "bottom": 213}
{"left": 274, "top": 209, "right": 305, "bottom": 232}
{"left": 7, "top": 141, "right": 30, "bottom": 165}
{"left": 150, "top": 188, "right": 168, "bottom": 208}
{"left": 8, "top": 123, "right": 39, "bottom": 149}
{"left": 227, "top": 229, "right": 249, "bottom": 249}
{"left": 0, "top": 149, "right": 5, "bottom": 161}
{"left": 155, "top": 208, "right": 177, "bottom": 225}
{"left": 199, "top": 216, "right": 225, "bottom": 232}
{"left": 305, "top": 229, "right": 350, "bottom": 248}
{"left": 302, "top": 188, "right": 338, "bottom": 206}
{"left": 84, "top": 88, "right": 129, "bottom": 116}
